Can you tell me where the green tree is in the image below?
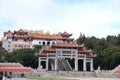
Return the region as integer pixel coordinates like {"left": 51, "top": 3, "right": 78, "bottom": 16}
{"left": 103, "top": 46, "right": 120, "bottom": 70}
{"left": 77, "top": 33, "right": 120, "bottom": 70}
{"left": 77, "top": 33, "right": 86, "bottom": 45}
{"left": 6, "top": 45, "right": 42, "bottom": 68}
{"left": 0, "top": 46, "right": 8, "bottom": 62}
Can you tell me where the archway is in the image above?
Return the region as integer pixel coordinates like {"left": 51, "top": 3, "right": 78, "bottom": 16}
{"left": 52, "top": 42, "right": 55, "bottom": 45}
{"left": 78, "top": 59, "right": 83, "bottom": 71}
{"left": 47, "top": 42, "right": 50, "bottom": 45}
{"left": 86, "top": 62, "right": 90, "bottom": 71}
{"left": 48, "top": 59, "right": 54, "bottom": 71}
{"left": 42, "top": 42, "right": 45, "bottom": 45}
{"left": 41, "top": 61, "right": 46, "bottom": 69}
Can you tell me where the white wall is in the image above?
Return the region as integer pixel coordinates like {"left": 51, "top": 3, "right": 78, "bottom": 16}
{"left": 32, "top": 39, "right": 62, "bottom": 45}
{"left": 2, "top": 38, "right": 13, "bottom": 52}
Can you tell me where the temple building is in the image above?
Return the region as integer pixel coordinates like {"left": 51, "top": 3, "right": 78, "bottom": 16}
{"left": 2, "top": 29, "right": 74, "bottom": 52}
{"left": 37, "top": 32, "right": 96, "bottom": 71}
{"left": 30, "top": 31, "right": 74, "bottom": 46}
{"left": 2, "top": 29, "right": 33, "bottom": 52}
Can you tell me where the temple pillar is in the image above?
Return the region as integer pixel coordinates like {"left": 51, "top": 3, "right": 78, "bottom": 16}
{"left": 38, "top": 57, "right": 41, "bottom": 70}
{"left": 83, "top": 58, "right": 86, "bottom": 71}
{"left": 54, "top": 59, "right": 57, "bottom": 70}
{"left": 51, "top": 62, "right": 54, "bottom": 71}
{"left": 46, "top": 59, "right": 48, "bottom": 70}
{"left": 90, "top": 59, "right": 93, "bottom": 71}
{"left": 75, "top": 58, "right": 78, "bottom": 71}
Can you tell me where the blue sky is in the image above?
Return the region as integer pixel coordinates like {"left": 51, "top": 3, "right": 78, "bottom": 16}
{"left": 0, "top": 0, "right": 120, "bottom": 39}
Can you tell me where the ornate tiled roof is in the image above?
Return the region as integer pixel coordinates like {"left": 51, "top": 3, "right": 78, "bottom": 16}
{"left": 29, "top": 32, "right": 74, "bottom": 40}
{"left": 4, "top": 30, "right": 13, "bottom": 34}
{"left": 0, "top": 63, "right": 34, "bottom": 73}
{"left": 38, "top": 43, "right": 95, "bottom": 58}
{"left": 86, "top": 53, "right": 95, "bottom": 58}
{"left": 61, "top": 31, "right": 72, "bottom": 37}
{"left": 45, "top": 47, "right": 56, "bottom": 52}
{"left": 114, "top": 70, "right": 120, "bottom": 74}
{"left": 4, "top": 30, "right": 13, "bottom": 37}
{"left": 4, "top": 29, "right": 74, "bottom": 41}
{"left": 53, "top": 43, "right": 83, "bottom": 48}
{"left": 29, "top": 33, "right": 62, "bottom": 40}
{"left": 37, "top": 52, "right": 47, "bottom": 57}
{"left": 113, "top": 65, "right": 120, "bottom": 74}
{"left": 14, "top": 29, "right": 27, "bottom": 33}
{"left": 0, "top": 67, "right": 33, "bottom": 73}
{"left": 0, "top": 63, "right": 21, "bottom": 67}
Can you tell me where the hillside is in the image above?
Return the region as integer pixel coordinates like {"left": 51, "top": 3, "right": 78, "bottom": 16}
{"left": 77, "top": 33, "right": 120, "bottom": 70}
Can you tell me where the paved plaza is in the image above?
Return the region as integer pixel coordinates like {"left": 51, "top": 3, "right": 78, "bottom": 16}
{"left": 63, "top": 77, "right": 120, "bottom": 80}
{"left": 5, "top": 78, "right": 27, "bottom": 80}
{"left": 8, "top": 77, "right": 120, "bottom": 80}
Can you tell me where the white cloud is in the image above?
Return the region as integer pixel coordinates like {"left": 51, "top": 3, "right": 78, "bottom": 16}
{"left": 0, "top": 0, "right": 120, "bottom": 39}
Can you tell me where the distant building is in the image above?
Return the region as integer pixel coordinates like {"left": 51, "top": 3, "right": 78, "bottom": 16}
{"left": 0, "top": 63, "right": 35, "bottom": 77}
{"left": 2, "top": 29, "right": 33, "bottom": 52}
{"left": 2, "top": 29, "right": 74, "bottom": 52}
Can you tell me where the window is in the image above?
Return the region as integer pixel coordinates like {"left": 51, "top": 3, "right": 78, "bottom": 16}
{"left": 57, "top": 51, "right": 61, "bottom": 53}
{"left": 24, "top": 39, "right": 26, "bottom": 42}
{"left": 15, "top": 39, "right": 17, "bottom": 41}
{"left": 43, "top": 42, "right": 45, "bottom": 45}
{"left": 48, "top": 54, "right": 55, "bottom": 57}
{"left": 47, "top": 42, "right": 50, "bottom": 45}
{"left": 8, "top": 41, "right": 10, "bottom": 44}
{"left": 73, "top": 51, "right": 75, "bottom": 54}
{"left": 52, "top": 42, "right": 55, "bottom": 45}
{"left": 39, "top": 42, "right": 41, "bottom": 44}
{"left": 29, "top": 42, "right": 31, "bottom": 45}
{"left": 8, "top": 45, "right": 10, "bottom": 47}
{"left": 62, "top": 51, "right": 71, "bottom": 54}
{"left": 8, "top": 49, "right": 10, "bottom": 51}
{"left": 67, "top": 41, "right": 70, "bottom": 43}
{"left": 19, "top": 45, "right": 23, "bottom": 47}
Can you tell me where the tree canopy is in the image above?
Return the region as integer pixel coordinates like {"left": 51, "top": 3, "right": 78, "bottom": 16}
{"left": 0, "top": 43, "right": 42, "bottom": 68}
{"left": 0, "top": 46, "right": 8, "bottom": 62}
{"left": 77, "top": 33, "right": 120, "bottom": 70}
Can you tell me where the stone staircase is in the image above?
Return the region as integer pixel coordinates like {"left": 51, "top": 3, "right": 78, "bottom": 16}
{"left": 57, "top": 58, "right": 72, "bottom": 71}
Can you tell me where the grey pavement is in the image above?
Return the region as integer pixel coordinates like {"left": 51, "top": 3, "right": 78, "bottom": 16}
{"left": 6, "top": 77, "right": 120, "bottom": 80}
{"left": 7, "top": 78, "right": 27, "bottom": 80}
{"left": 61, "top": 77, "right": 120, "bottom": 80}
